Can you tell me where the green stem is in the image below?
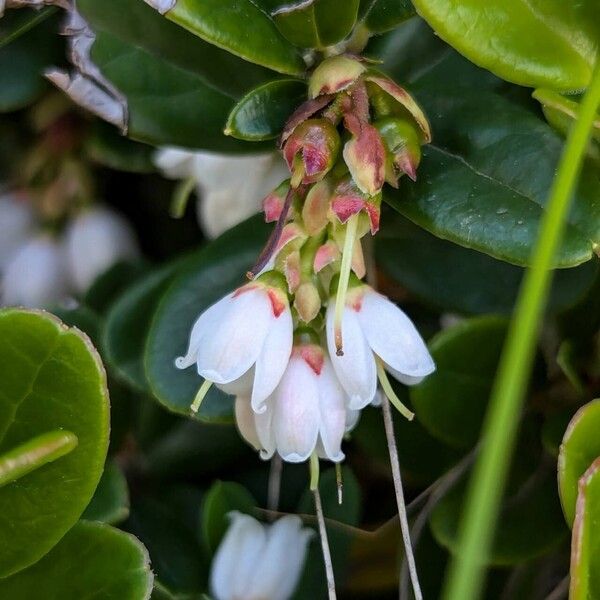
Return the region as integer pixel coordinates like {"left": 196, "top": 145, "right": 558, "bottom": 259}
{"left": 442, "top": 63, "right": 600, "bottom": 600}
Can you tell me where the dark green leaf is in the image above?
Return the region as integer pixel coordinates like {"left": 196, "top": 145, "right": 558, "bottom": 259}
{"left": 570, "top": 458, "right": 600, "bottom": 599}
{"left": 82, "top": 461, "right": 130, "bottom": 525}
{"left": 430, "top": 465, "right": 567, "bottom": 565}
{"left": 104, "top": 262, "right": 183, "bottom": 392}
{"left": 144, "top": 216, "right": 269, "bottom": 422}
{"left": 0, "top": 309, "right": 109, "bottom": 577}
{"left": 77, "top": 0, "right": 275, "bottom": 99}
{"left": 202, "top": 481, "right": 256, "bottom": 554}
{"left": 410, "top": 316, "right": 508, "bottom": 449}
{"left": 90, "top": 31, "right": 258, "bottom": 151}
{"left": 270, "top": 0, "right": 360, "bottom": 48}
{"left": 85, "top": 120, "right": 156, "bottom": 174}
{"left": 359, "top": 0, "right": 415, "bottom": 34}
{"left": 225, "top": 79, "right": 307, "bottom": 141}
{"left": 0, "top": 521, "right": 153, "bottom": 599}
{"left": 126, "top": 496, "right": 208, "bottom": 595}
{"left": 166, "top": 0, "right": 305, "bottom": 75}
{"left": 411, "top": 0, "right": 600, "bottom": 90}
{"left": 386, "top": 89, "right": 600, "bottom": 267}
{"left": 558, "top": 399, "right": 600, "bottom": 526}
{"left": 0, "top": 14, "right": 63, "bottom": 112}
{"left": 0, "top": 7, "right": 56, "bottom": 49}
{"left": 377, "top": 213, "right": 599, "bottom": 315}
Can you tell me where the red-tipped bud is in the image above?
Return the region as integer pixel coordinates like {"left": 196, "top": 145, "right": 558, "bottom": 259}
{"left": 375, "top": 117, "right": 422, "bottom": 186}
{"left": 343, "top": 123, "right": 386, "bottom": 196}
{"left": 263, "top": 180, "right": 291, "bottom": 222}
{"left": 283, "top": 119, "right": 340, "bottom": 187}
{"left": 330, "top": 177, "right": 381, "bottom": 235}
{"left": 365, "top": 71, "right": 431, "bottom": 143}
{"left": 309, "top": 55, "right": 366, "bottom": 99}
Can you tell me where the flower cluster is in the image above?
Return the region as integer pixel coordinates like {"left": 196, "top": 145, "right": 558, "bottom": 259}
{"left": 0, "top": 193, "right": 139, "bottom": 308}
{"left": 176, "top": 55, "right": 435, "bottom": 464}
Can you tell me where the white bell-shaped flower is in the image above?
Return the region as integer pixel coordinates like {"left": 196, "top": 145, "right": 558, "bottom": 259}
{"left": 154, "top": 147, "right": 288, "bottom": 238}
{"left": 235, "top": 344, "right": 353, "bottom": 463}
{"left": 326, "top": 285, "right": 435, "bottom": 410}
{"left": 1, "top": 235, "right": 70, "bottom": 308}
{"left": 64, "top": 206, "right": 139, "bottom": 293}
{"left": 210, "top": 512, "right": 313, "bottom": 600}
{"left": 0, "top": 193, "right": 36, "bottom": 271}
{"left": 176, "top": 280, "right": 293, "bottom": 411}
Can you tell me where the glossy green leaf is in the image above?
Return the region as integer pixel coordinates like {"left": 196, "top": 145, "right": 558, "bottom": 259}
{"left": 0, "top": 520, "right": 153, "bottom": 599}
{"left": 0, "top": 7, "right": 56, "bottom": 49}
{"left": 377, "top": 214, "right": 599, "bottom": 315}
{"left": 410, "top": 316, "right": 508, "bottom": 449}
{"left": 269, "top": 0, "right": 360, "bottom": 48}
{"left": 104, "top": 262, "right": 183, "bottom": 392}
{"left": 77, "top": 0, "right": 274, "bottom": 99}
{"left": 85, "top": 121, "right": 156, "bottom": 174}
{"left": 0, "top": 309, "right": 109, "bottom": 577}
{"left": 82, "top": 462, "right": 130, "bottom": 525}
{"left": 411, "top": 0, "right": 600, "bottom": 90}
{"left": 387, "top": 88, "right": 600, "bottom": 267}
{"left": 430, "top": 466, "right": 567, "bottom": 565}
{"left": 166, "top": 0, "right": 304, "bottom": 75}
{"left": 202, "top": 481, "right": 256, "bottom": 554}
{"left": 90, "top": 31, "right": 256, "bottom": 152}
{"left": 570, "top": 458, "right": 600, "bottom": 600}
{"left": 145, "top": 216, "right": 269, "bottom": 422}
{"left": 0, "top": 14, "right": 62, "bottom": 112}
{"left": 126, "top": 495, "right": 207, "bottom": 595}
{"left": 225, "top": 78, "right": 307, "bottom": 141}
{"left": 359, "top": 0, "right": 415, "bottom": 34}
{"left": 558, "top": 399, "right": 600, "bottom": 526}
{"left": 0, "top": 430, "right": 78, "bottom": 488}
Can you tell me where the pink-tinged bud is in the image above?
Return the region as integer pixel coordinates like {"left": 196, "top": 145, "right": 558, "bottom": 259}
{"left": 283, "top": 119, "right": 340, "bottom": 186}
{"left": 282, "top": 249, "right": 301, "bottom": 293}
{"left": 280, "top": 95, "right": 334, "bottom": 146}
{"left": 375, "top": 118, "right": 422, "bottom": 185}
{"left": 314, "top": 240, "right": 340, "bottom": 273}
{"left": 343, "top": 123, "right": 386, "bottom": 196}
{"left": 309, "top": 55, "right": 366, "bottom": 99}
{"left": 294, "top": 281, "right": 321, "bottom": 323}
{"left": 302, "top": 179, "right": 331, "bottom": 235}
{"left": 330, "top": 177, "right": 381, "bottom": 235}
{"left": 365, "top": 71, "right": 431, "bottom": 143}
{"left": 263, "top": 180, "right": 291, "bottom": 223}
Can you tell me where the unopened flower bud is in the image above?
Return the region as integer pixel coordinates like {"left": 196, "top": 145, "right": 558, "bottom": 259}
{"left": 294, "top": 281, "right": 321, "bottom": 323}
{"left": 375, "top": 117, "right": 422, "bottom": 185}
{"left": 330, "top": 176, "right": 381, "bottom": 235}
{"left": 1, "top": 235, "right": 70, "bottom": 308}
{"left": 263, "top": 180, "right": 291, "bottom": 223}
{"left": 365, "top": 71, "right": 431, "bottom": 143}
{"left": 343, "top": 123, "right": 386, "bottom": 196}
{"left": 301, "top": 179, "right": 331, "bottom": 235}
{"left": 64, "top": 206, "right": 139, "bottom": 293}
{"left": 283, "top": 119, "right": 340, "bottom": 186}
{"left": 210, "top": 512, "right": 313, "bottom": 600}
{"left": 308, "top": 55, "right": 366, "bottom": 99}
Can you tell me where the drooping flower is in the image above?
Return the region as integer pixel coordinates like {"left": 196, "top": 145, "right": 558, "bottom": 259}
{"left": 326, "top": 284, "right": 435, "bottom": 410}
{"left": 1, "top": 235, "right": 70, "bottom": 308}
{"left": 234, "top": 343, "right": 358, "bottom": 463}
{"left": 176, "top": 277, "right": 294, "bottom": 412}
{"left": 64, "top": 206, "right": 139, "bottom": 293}
{"left": 0, "top": 192, "right": 36, "bottom": 271}
{"left": 210, "top": 512, "right": 313, "bottom": 600}
{"left": 154, "top": 148, "right": 288, "bottom": 238}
